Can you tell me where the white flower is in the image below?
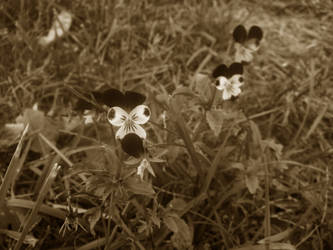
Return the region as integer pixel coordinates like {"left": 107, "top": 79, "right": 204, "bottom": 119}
{"left": 235, "top": 43, "right": 254, "bottom": 64}
{"left": 39, "top": 10, "right": 72, "bottom": 46}
{"left": 216, "top": 74, "right": 243, "bottom": 100}
{"left": 233, "top": 25, "right": 263, "bottom": 64}
{"left": 107, "top": 105, "right": 150, "bottom": 139}
{"left": 137, "top": 158, "right": 155, "bottom": 180}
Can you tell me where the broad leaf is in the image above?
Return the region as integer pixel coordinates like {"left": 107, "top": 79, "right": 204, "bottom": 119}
{"left": 206, "top": 110, "right": 225, "bottom": 137}
{"left": 193, "top": 73, "right": 212, "bottom": 103}
{"left": 168, "top": 198, "right": 187, "bottom": 211}
{"left": 86, "top": 207, "right": 101, "bottom": 236}
{"left": 261, "top": 139, "right": 283, "bottom": 159}
{"left": 124, "top": 177, "right": 155, "bottom": 196}
{"left": 245, "top": 173, "right": 259, "bottom": 194}
{"left": 164, "top": 212, "right": 193, "bottom": 249}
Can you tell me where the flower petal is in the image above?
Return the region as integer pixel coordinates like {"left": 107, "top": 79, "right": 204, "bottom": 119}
{"left": 131, "top": 124, "right": 147, "bottom": 139}
{"left": 222, "top": 89, "right": 232, "bottom": 100}
{"left": 216, "top": 76, "right": 229, "bottom": 91}
{"left": 248, "top": 25, "right": 263, "bottom": 42}
{"left": 107, "top": 107, "right": 128, "bottom": 126}
{"left": 115, "top": 126, "right": 127, "bottom": 139}
{"left": 212, "top": 64, "right": 228, "bottom": 78}
{"left": 229, "top": 63, "right": 243, "bottom": 76}
{"left": 233, "top": 25, "right": 247, "bottom": 43}
{"left": 115, "top": 123, "right": 147, "bottom": 139}
{"left": 235, "top": 45, "right": 253, "bottom": 63}
{"left": 230, "top": 74, "right": 244, "bottom": 87}
{"left": 124, "top": 91, "right": 146, "bottom": 110}
{"left": 121, "top": 133, "right": 144, "bottom": 158}
{"left": 245, "top": 40, "right": 260, "bottom": 52}
{"left": 230, "top": 85, "right": 241, "bottom": 97}
{"left": 54, "top": 11, "right": 72, "bottom": 37}
{"left": 130, "top": 105, "right": 151, "bottom": 125}
{"left": 93, "top": 88, "right": 125, "bottom": 107}
{"left": 38, "top": 11, "right": 72, "bottom": 46}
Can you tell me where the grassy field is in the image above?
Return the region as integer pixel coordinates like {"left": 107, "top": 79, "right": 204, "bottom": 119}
{"left": 1, "top": 0, "right": 333, "bottom": 249}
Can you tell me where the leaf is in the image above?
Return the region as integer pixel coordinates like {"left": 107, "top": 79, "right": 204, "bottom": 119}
{"left": 261, "top": 139, "right": 283, "bottom": 159}
{"left": 85, "top": 148, "right": 108, "bottom": 170}
{"left": 123, "top": 157, "right": 142, "bottom": 166}
{"left": 15, "top": 106, "right": 59, "bottom": 153}
{"left": 164, "top": 214, "right": 179, "bottom": 233}
{"left": 149, "top": 157, "right": 166, "bottom": 163}
{"left": 245, "top": 159, "right": 261, "bottom": 194}
{"left": 257, "top": 228, "right": 293, "bottom": 244}
{"left": 167, "top": 143, "right": 183, "bottom": 164}
{"left": 249, "top": 120, "right": 262, "bottom": 148}
{"left": 150, "top": 212, "right": 161, "bottom": 228}
{"left": 155, "top": 93, "right": 169, "bottom": 105}
{"left": 172, "top": 86, "right": 197, "bottom": 99}
{"left": 168, "top": 198, "right": 187, "bottom": 211}
{"left": 206, "top": 110, "right": 225, "bottom": 136}
{"left": 0, "top": 229, "right": 38, "bottom": 247}
{"left": 193, "top": 73, "right": 212, "bottom": 103}
{"left": 14, "top": 163, "right": 61, "bottom": 250}
{"left": 245, "top": 174, "right": 259, "bottom": 194}
{"left": 4, "top": 123, "right": 25, "bottom": 137}
{"left": 231, "top": 243, "right": 296, "bottom": 250}
{"left": 124, "top": 177, "right": 155, "bottom": 196}
{"left": 230, "top": 162, "right": 245, "bottom": 170}
{"left": 62, "top": 116, "right": 82, "bottom": 131}
{"left": 164, "top": 213, "right": 193, "bottom": 250}
{"left": 86, "top": 207, "right": 101, "bottom": 236}
{"left": 16, "top": 107, "right": 45, "bottom": 132}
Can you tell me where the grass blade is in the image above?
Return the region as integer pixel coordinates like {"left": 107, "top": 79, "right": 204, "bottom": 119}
{"left": 14, "top": 163, "right": 61, "bottom": 250}
{"left": 0, "top": 124, "right": 29, "bottom": 204}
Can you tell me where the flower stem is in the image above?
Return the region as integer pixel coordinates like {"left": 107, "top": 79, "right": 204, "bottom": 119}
{"left": 169, "top": 99, "right": 203, "bottom": 179}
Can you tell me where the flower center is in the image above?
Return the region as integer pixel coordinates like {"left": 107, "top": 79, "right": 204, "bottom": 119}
{"left": 225, "top": 81, "right": 233, "bottom": 92}
{"left": 124, "top": 118, "right": 136, "bottom": 133}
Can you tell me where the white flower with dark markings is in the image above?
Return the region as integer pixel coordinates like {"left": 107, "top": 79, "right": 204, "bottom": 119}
{"left": 216, "top": 75, "right": 243, "bottom": 100}
{"left": 212, "top": 63, "right": 244, "bottom": 100}
{"left": 233, "top": 25, "right": 263, "bottom": 64}
{"left": 107, "top": 105, "right": 151, "bottom": 139}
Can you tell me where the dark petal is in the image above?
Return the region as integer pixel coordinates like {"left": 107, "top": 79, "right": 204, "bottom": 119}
{"left": 107, "top": 108, "right": 116, "bottom": 120}
{"left": 248, "top": 26, "right": 263, "bottom": 41}
{"left": 241, "top": 60, "right": 250, "bottom": 66}
{"left": 233, "top": 25, "right": 247, "bottom": 43}
{"left": 74, "top": 97, "right": 96, "bottom": 111}
{"left": 120, "top": 133, "right": 145, "bottom": 158}
{"left": 92, "top": 88, "right": 125, "bottom": 107}
{"left": 143, "top": 107, "right": 150, "bottom": 117}
{"left": 212, "top": 64, "right": 228, "bottom": 78}
{"left": 230, "top": 95, "right": 239, "bottom": 101}
{"left": 68, "top": 87, "right": 98, "bottom": 111}
{"left": 124, "top": 91, "right": 146, "bottom": 110}
{"left": 229, "top": 63, "right": 244, "bottom": 76}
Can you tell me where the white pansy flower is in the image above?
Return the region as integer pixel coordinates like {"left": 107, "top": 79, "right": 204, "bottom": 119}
{"left": 107, "top": 105, "right": 150, "bottom": 139}
{"left": 39, "top": 10, "right": 72, "bottom": 46}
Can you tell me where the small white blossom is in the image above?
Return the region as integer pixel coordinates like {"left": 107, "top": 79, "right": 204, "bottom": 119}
{"left": 39, "top": 10, "right": 72, "bottom": 46}
{"left": 216, "top": 74, "right": 243, "bottom": 100}
{"left": 107, "top": 105, "right": 151, "bottom": 139}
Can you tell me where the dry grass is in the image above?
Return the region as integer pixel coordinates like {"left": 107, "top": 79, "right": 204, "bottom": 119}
{"left": 0, "top": 0, "right": 332, "bottom": 249}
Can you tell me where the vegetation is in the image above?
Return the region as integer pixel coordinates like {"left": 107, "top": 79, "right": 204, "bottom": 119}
{"left": 0, "top": 0, "right": 332, "bottom": 249}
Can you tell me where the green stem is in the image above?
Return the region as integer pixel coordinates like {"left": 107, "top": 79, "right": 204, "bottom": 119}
{"left": 169, "top": 100, "right": 203, "bottom": 178}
